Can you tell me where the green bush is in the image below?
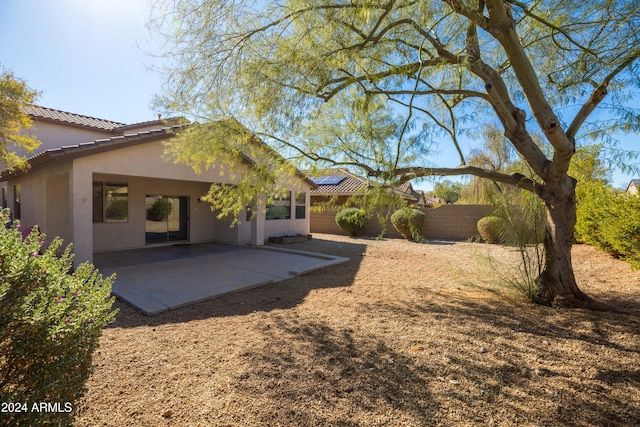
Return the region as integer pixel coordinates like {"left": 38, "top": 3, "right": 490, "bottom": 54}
{"left": 0, "top": 209, "right": 117, "bottom": 426}
{"left": 390, "top": 208, "right": 425, "bottom": 240}
{"left": 146, "top": 198, "right": 173, "bottom": 221}
{"left": 576, "top": 185, "right": 640, "bottom": 269}
{"left": 105, "top": 199, "right": 128, "bottom": 221}
{"left": 335, "top": 208, "right": 367, "bottom": 236}
{"left": 477, "top": 216, "right": 503, "bottom": 244}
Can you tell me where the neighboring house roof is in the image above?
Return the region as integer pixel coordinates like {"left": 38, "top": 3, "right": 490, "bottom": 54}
{"left": 307, "top": 169, "right": 369, "bottom": 195}
{"left": 306, "top": 168, "right": 417, "bottom": 201}
{"left": 24, "top": 105, "right": 126, "bottom": 132}
{"left": 415, "top": 190, "right": 443, "bottom": 206}
{"left": 627, "top": 179, "right": 640, "bottom": 193}
{"left": 396, "top": 181, "right": 414, "bottom": 194}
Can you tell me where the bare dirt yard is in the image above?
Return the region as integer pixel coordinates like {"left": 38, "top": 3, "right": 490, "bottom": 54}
{"left": 76, "top": 234, "right": 640, "bottom": 426}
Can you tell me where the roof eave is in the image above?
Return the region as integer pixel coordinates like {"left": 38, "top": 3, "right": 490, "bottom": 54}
{"left": 1, "top": 126, "right": 183, "bottom": 181}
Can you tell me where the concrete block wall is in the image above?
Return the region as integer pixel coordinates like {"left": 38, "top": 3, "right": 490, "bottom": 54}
{"left": 311, "top": 205, "right": 491, "bottom": 241}
{"left": 422, "top": 205, "right": 491, "bottom": 240}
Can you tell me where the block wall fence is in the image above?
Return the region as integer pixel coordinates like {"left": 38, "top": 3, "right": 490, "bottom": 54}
{"left": 311, "top": 205, "right": 492, "bottom": 241}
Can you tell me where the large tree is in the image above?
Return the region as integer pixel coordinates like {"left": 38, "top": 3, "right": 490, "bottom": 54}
{"left": 0, "top": 67, "right": 39, "bottom": 170}
{"left": 151, "top": 0, "right": 640, "bottom": 308}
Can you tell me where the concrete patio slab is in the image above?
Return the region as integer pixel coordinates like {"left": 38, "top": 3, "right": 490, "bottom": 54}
{"left": 94, "top": 242, "right": 349, "bottom": 315}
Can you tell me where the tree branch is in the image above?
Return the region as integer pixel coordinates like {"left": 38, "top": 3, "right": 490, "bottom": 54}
{"left": 567, "top": 48, "right": 640, "bottom": 139}
{"left": 505, "top": 0, "right": 599, "bottom": 57}
{"left": 387, "top": 165, "right": 542, "bottom": 194}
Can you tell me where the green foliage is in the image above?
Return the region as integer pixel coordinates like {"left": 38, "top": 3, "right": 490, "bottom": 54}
{"left": 146, "top": 198, "right": 173, "bottom": 221}
{"left": 571, "top": 143, "right": 640, "bottom": 269}
{"left": 335, "top": 208, "right": 367, "bottom": 236}
{"left": 480, "top": 188, "right": 546, "bottom": 301}
{"left": 569, "top": 143, "right": 611, "bottom": 185}
{"left": 576, "top": 184, "right": 640, "bottom": 269}
{"left": 152, "top": 0, "right": 640, "bottom": 179}
{"left": 164, "top": 120, "right": 304, "bottom": 225}
{"left": 490, "top": 190, "right": 546, "bottom": 246}
{"left": 433, "top": 180, "right": 463, "bottom": 204}
{"left": 106, "top": 199, "right": 129, "bottom": 221}
{"left": 459, "top": 125, "right": 523, "bottom": 204}
{"left": 0, "top": 67, "right": 40, "bottom": 170}
{"left": 477, "top": 216, "right": 503, "bottom": 244}
{"left": 0, "top": 209, "right": 117, "bottom": 426}
{"left": 152, "top": 0, "right": 640, "bottom": 303}
{"left": 390, "top": 208, "right": 425, "bottom": 240}
{"left": 489, "top": 190, "right": 546, "bottom": 301}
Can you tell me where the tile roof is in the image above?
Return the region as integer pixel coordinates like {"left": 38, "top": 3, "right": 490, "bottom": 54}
{"left": 1, "top": 126, "right": 182, "bottom": 181}
{"left": 415, "top": 190, "right": 443, "bottom": 206}
{"left": 36, "top": 126, "right": 182, "bottom": 160}
{"left": 3, "top": 118, "right": 316, "bottom": 190}
{"left": 24, "top": 105, "right": 126, "bottom": 131}
{"left": 306, "top": 168, "right": 417, "bottom": 201}
{"left": 307, "top": 169, "right": 369, "bottom": 195}
{"left": 396, "top": 181, "right": 414, "bottom": 194}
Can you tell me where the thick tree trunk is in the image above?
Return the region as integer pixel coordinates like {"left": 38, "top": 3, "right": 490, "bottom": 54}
{"left": 535, "top": 177, "right": 610, "bottom": 310}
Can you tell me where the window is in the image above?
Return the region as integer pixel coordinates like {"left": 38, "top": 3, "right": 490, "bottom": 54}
{"left": 13, "top": 184, "right": 21, "bottom": 220}
{"left": 266, "top": 192, "right": 291, "bottom": 220}
{"left": 93, "top": 182, "right": 128, "bottom": 223}
{"left": 295, "top": 191, "right": 306, "bottom": 219}
{"left": 2, "top": 187, "right": 6, "bottom": 209}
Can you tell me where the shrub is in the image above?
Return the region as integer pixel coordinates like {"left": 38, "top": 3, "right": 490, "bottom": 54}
{"left": 105, "top": 199, "right": 128, "bottom": 221}
{"left": 0, "top": 209, "right": 117, "bottom": 426}
{"left": 147, "top": 198, "right": 173, "bottom": 221}
{"left": 390, "top": 208, "right": 425, "bottom": 240}
{"left": 335, "top": 208, "right": 367, "bottom": 236}
{"left": 477, "top": 216, "right": 503, "bottom": 243}
{"left": 576, "top": 186, "right": 640, "bottom": 269}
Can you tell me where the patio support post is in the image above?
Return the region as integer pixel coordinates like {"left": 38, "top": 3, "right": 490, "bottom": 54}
{"left": 250, "top": 195, "right": 266, "bottom": 246}
{"left": 70, "top": 163, "right": 93, "bottom": 267}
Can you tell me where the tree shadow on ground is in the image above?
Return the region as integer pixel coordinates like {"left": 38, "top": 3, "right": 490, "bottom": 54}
{"left": 229, "top": 316, "right": 438, "bottom": 426}
{"left": 360, "top": 292, "right": 640, "bottom": 426}
{"left": 108, "top": 236, "right": 368, "bottom": 328}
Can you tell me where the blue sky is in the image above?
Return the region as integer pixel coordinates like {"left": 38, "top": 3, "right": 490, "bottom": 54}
{"left": 0, "top": 0, "right": 162, "bottom": 124}
{"left": 0, "top": 0, "right": 638, "bottom": 190}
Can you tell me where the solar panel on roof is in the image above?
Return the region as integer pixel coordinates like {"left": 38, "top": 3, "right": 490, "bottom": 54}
{"left": 311, "top": 175, "right": 346, "bottom": 185}
{"left": 321, "top": 175, "right": 346, "bottom": 185}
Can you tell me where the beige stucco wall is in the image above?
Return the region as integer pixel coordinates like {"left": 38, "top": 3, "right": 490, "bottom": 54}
{"left": 264, "top": 189, "right": 311, "bottom": 239}
{"left": 4, "top": 160, "right": 69, "bottom": 229}
{"left": 92, "top": 174, "right": 218, "bottom": 252}
{"left": 25, "top": 121, "right": 114, "bottom": 156}
{"left": 73, "top": 141, "right": 245, "bottom": 256}
{"left": 46, "top": 172, "right": 72, "bottom": 245}
{"left": 5, "top": 136, "right": 312, "bottom": 263}
{"left": 74, "top": 139, "right": 240, "bottom": 183}
{"left": 3, "top": 160, "right": 74, "bottom": 250}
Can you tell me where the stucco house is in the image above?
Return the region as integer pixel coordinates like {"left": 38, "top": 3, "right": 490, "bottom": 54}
{"left": 413, "top": 190, "right": 444, "bottom": 207}
{"left": 307, "top": 168, "right": 420, "bottom": 206}
{"left": 627, "top": 179, "right": 640, "bottom": 195}
{"left": 0, "top": 106, "right": 315, "bottom": 266}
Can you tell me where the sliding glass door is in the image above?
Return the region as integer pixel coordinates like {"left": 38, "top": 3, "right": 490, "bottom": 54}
{"left": 145, "top": 196, "right": 189, "bottom": 244}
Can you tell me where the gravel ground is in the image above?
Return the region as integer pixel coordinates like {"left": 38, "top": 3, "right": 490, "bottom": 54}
{"left": 76, "top": 234, "right": 640, "bottom": 426}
